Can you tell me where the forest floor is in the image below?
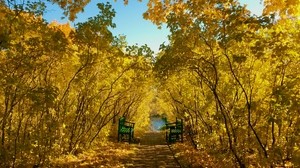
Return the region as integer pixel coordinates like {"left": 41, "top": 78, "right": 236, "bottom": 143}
{"left": 52, "top": 131, "right": 220, "bottom": 168}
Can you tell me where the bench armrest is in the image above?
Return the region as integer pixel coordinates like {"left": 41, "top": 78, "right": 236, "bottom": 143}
{"left": 125, "top": 121, "right": 135, "bottom": 124}
{"left": 124, "top": 121, "right": 135, "bottom": 127}
{"left": 166, "top": 122, "right": 176, "bottom": 129}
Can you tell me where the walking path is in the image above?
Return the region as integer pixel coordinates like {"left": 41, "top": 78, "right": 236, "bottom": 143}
{"left": 120, "top": 131, "right": 181, "bottom": 168}
{"left": 52, "top": 131, "right": 183, "bottom": 167}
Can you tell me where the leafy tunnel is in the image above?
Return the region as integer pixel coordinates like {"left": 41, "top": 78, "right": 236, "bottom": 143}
{"left": 1, "top": 0, "right": 300, "bottom": 167}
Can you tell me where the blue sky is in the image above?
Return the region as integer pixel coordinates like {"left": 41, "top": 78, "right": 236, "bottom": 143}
{"left": 43, "top": 0, "right": 264, "bottom": 54}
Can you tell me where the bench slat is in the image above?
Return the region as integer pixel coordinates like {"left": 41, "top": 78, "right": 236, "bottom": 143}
{"left": 118, "top": 117, "right": 135, "bottom": 143}
{"left": 166, "top": 118, "right": 183, "bottom": 143}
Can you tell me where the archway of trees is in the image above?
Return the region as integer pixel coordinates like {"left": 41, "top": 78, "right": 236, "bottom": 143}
{"left": 0, "top": 0, "right": 300, "bottom": 167}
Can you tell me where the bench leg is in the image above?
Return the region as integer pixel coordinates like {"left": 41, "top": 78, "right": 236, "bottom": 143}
{"left": 166, "top": 132, "right": 168, "bottom": 143}
{"left": 129, "top": 133, "right": 131, "bottom": 143}
{"left": 132, "top": 131, "right": 134, "bottom": 140}
{"left": 119, "top": 134, "right": 124, "bottom": 142}
{"left": 181, "top": 133, "right": 183, "bottom": 143}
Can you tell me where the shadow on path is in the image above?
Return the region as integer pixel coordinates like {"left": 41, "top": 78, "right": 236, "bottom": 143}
{"left": 140, "top": 131, "right": 167, "bottom": 145}
{"left": 121, "top": 131, "right": 181, "bottom": 168}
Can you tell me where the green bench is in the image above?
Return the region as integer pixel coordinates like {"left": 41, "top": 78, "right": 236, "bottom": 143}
{"left": 118, "top": 116, "right": 135, "bottom": 143}
{"left": 166, "top": 118, "right": 183, "bottom": 143}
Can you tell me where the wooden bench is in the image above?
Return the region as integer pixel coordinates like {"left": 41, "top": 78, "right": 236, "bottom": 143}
{"left": 118, "top": 116, "right": 135, "bottom": 143}
{"left": 166, "top": 118, "right": 183, "bottom": 143}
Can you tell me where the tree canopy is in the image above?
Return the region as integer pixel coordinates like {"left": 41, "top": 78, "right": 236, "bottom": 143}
{"left": 0, "top": 0, "right": 300, "bottom": 167}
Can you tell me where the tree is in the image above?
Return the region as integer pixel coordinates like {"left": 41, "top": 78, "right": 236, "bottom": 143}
{"left": 0, "top": 1, "right": 155, "bottom": 166}
{"left": 153, "top": 0, "right": 300, "bottom": 167}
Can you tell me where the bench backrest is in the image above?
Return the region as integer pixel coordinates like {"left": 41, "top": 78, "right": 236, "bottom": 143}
{"left": 176, "top": 118, "right": 183, "bottom": 130}
{"left": 119, "top": 116, "right": 126, "bottom": 126}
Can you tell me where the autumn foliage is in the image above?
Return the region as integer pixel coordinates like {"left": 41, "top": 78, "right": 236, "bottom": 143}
{"left": 149, "top": 0, "right": 300, "bottom": 167}
{"left": 0, "top": 2, "right": 153, "bottom": 167}
{"left": 0, "top": 0, "right": 300, "bottom": 167}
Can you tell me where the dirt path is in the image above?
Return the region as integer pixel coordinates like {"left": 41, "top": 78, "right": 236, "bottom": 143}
{"left": 121, "top": 131, "right": 181, "bottom": 168}
{"left": 52, "top": 131, "right": 182, "bottom": 167}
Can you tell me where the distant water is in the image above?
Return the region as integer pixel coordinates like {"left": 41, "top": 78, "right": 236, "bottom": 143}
{"left": 151, "top": 117, "right": 167, "bottom": 131}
